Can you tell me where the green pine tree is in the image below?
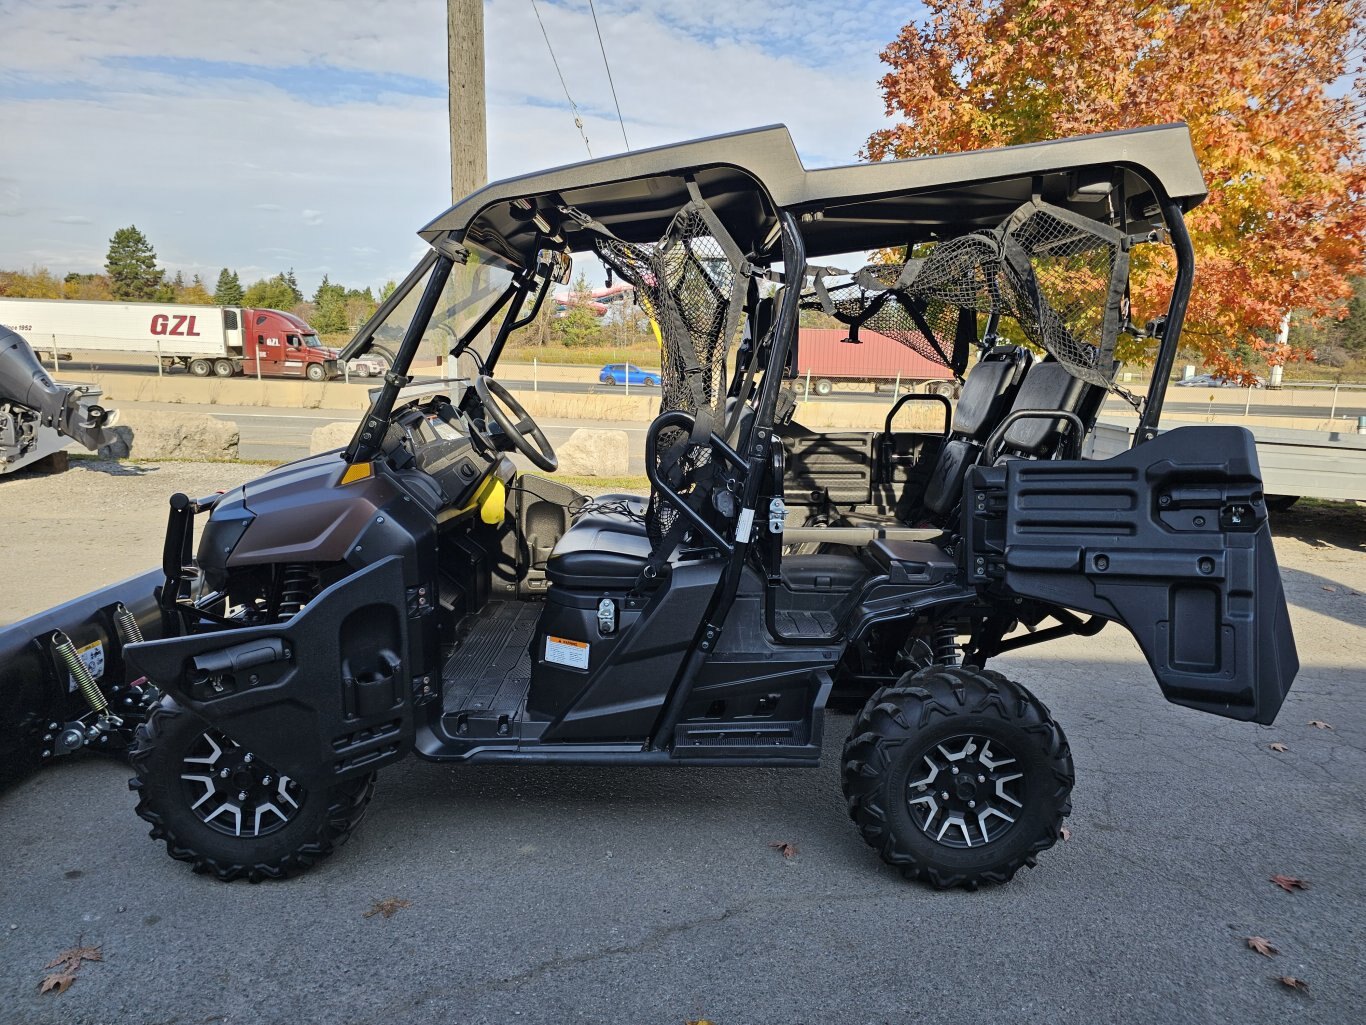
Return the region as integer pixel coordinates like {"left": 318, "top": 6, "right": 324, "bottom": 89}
{"left": 284, "top": 268, "right": 302, "bottom": 305}
{"left": 213, "top": 268, "right": 244, "bottom": 306}
{"left": 105, "top": 225, "right": 164, "bottom": 300}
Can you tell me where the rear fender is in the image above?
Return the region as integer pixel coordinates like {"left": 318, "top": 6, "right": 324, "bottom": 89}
{"left": 965, "top": 426, "right": 1298, "bottom": 724}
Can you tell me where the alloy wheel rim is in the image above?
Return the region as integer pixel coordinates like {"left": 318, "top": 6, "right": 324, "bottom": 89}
{"left": 906, "top": 733, "right": 1024, "bottom": 848}
{"left": 179, "top": 729, "right": 303, "bottom": 838}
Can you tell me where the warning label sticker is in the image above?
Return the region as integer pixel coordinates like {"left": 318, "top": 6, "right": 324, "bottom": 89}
{"left": 67, "top": 640, "right": 105, "bottom": 693}
{"left": 545, "top": 635, "right": 590, "bottom": 671}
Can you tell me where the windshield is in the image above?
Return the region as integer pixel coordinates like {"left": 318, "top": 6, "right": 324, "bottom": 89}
{"left": 303, "top": 334, "right": 323, "bottom": 349}
{"left": 346, "top": 248, "right": 517, "bottom": 377}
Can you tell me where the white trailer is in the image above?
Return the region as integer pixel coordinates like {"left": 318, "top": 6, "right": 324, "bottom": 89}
{"left": 0, "top": 298, "right": 347, "bottom": 379}
{"left": 0, "top": 298, "right": 233, "bottom": 362}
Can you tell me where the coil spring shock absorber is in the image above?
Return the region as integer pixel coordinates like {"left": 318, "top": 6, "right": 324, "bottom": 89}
{"left": 277, "top": 563, "right": 318, "bottom": 620}
{"left": 933, "top": 622, "right": 961, "bottom": 667}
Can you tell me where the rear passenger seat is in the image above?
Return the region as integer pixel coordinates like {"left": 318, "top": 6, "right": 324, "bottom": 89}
{"left": 912, "top": 345, "right": 1032, "bottom": 524}
{"left": 988, "top": 360, "right": 1105, "bottom": 463}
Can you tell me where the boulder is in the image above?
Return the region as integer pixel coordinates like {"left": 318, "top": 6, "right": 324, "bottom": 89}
{"left": 310, "top": 420, "right": 356, "bottom": 454}
{"left": 554, "top": 428, "right": 630, "bottom": 477}
{"left": 105, "top": 411, "right": 238, "bottom": 461}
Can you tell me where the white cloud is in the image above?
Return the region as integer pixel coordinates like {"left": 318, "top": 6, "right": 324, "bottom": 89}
{"left": 0, "top": 0, "right": 912, "bottom": 291}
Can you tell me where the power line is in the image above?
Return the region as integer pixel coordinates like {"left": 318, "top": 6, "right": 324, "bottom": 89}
{"left": 529, "top": 0, "right": 592, "bottom": 158}
{"left": 586, "top": 0, "right": 630, "bottom": 151}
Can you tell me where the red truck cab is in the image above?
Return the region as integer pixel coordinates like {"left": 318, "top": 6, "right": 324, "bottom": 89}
{"left": 239, "top": 309, "right": 339, "bottom": 381}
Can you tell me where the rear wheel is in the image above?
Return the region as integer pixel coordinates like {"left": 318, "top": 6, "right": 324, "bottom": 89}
{"left": 841, "top": 665, "right": 1073, "bottom": 889}
{"left": 213, "top": 358, "right": 235, "bottom": 378}
{"left": 129, "top": 698, "right": 375, "bottom": 882}
{"left": 813, "top": 378, "right": 833, "bottom": 396}
{"left": 188, "top": 359, "right": 212, "bottom": 378}
{"left": 603, "top": 374, "right": 617, "bottom": 386}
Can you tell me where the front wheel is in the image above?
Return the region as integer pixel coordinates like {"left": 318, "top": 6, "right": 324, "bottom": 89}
{"left": 129, "top": 698, "right": 375, "bottom": 882}
{"left": 306, "top": 363, "right": 326, "bottom": 382}
{"left": 643, "top": 376, "right": 658, "bottom": 387}
{"left": 841, "top": 665, "right": 1073, "bottom": 889}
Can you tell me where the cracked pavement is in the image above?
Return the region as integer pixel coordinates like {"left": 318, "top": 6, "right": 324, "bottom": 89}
{"left": 0, "top": 467, "right": 1362, "bottom": 1025}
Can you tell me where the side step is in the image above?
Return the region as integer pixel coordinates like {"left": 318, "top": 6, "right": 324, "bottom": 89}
{"left": 671, "top": 670, "right": 833, "bottom": 762}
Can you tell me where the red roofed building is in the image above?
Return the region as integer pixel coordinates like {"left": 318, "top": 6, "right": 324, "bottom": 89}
{"left": 796, "top": 328, "right": 954, "bottom": 395}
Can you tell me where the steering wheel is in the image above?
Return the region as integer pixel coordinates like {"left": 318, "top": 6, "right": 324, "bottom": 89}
{"left": 473, "top": 375, "right": 558, "bottom": 472}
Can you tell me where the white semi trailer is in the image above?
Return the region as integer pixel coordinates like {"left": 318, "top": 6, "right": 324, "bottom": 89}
{"left": 0, "top": 298, "right": 357, "bottom": 380}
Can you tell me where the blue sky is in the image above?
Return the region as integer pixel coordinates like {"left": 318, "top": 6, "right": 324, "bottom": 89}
{"left": 0, "top": 0, "right": 918, "bottom": 293}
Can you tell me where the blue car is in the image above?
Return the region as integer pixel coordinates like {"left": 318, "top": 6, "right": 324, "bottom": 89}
{"left": 599, "top": 362, "right": 660, "bottom": 387}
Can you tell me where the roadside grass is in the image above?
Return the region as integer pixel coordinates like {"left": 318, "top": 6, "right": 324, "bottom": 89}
{"left": 502, "top": 340, "right": 662, "bottom": 368}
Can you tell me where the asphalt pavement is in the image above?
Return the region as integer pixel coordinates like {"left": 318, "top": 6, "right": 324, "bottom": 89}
{"left": 0, "top": 488, "right": 1361, "bottom": 1025}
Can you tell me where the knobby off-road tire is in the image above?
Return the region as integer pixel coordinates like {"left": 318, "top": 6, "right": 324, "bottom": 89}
{"left": 129, "top": 698, "right": 376, "bottom": 882}
{"left": 841, "top": 665, "right": 1073, "bottom": 889}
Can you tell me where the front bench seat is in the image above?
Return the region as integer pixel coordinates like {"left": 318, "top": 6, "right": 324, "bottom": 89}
{"left": 546, "top": 521, "right": 874, "bottom": 595}
{"left": 546, "top": 520, "right": 653, "bottom": 589}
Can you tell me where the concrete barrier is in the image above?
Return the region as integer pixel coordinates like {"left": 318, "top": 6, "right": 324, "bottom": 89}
{"left": 73, "top": 368, "right": 1362, "bottom": 436}
{"left": 310, "top": 421, "right": 356, "bottom": 455}
{"left": 101, "top": 410, "right": 239, "bottom": 461}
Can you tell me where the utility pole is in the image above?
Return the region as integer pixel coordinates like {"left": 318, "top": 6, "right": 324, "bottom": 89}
{"left": 448, "top": 0, "right": 488, "bottom": 204}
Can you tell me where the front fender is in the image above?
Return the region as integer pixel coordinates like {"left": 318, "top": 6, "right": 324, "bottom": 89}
{"left": 126, "top": 557, "right": 414, "bottom": 787}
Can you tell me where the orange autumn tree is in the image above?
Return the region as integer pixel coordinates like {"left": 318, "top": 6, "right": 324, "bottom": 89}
{"left": 865, "top": 0, "right": 1366, "bottom": 376}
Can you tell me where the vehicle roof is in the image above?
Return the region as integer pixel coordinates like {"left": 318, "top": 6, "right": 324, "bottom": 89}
{"left": 420, "top": 123, "right": 1206, "bottom": 267}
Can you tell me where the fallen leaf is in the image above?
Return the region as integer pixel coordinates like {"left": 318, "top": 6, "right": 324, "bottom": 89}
{"left": 1060, "top": 826, "right": 1072, "bottom": 841}
{"left": 38, "top": 972, "right": 75, "bottom": 995}
{"left": 767, "top": 841, "right": 798, "bottom": 859}
{"left": 686, "top": 1020, "right": 715, "bottom": 1025}
{"left": 1247, "top": 936, "right": 1279, "bottom": 957}
{"left": 1321, "top": 586, "right": 1336, "bottom": 592}
{"left": 1276, "top": 975, "right": 1309, "bottom": 992}
{"left": 1308, "top": 720, "right": 1334, "bottom": 730}
{"left": 45, "top": 945, "right": 102, "bottom": 973}
{"left": 1270, "top": 874, "right": 1310, "bottom": 892}
{"left": 1269, "top": 742, "right": 1288, "bottom": 752}
{"left": 363, "top": 898, "right": 412, "bottom": 919}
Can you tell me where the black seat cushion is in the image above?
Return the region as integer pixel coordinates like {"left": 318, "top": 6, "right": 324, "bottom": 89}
{"left": 867, "top": 539, "right": 958, "bottom": 584}
{"left": 573, "top": 493, "right": 649, "bottom": 537}
{"left": 546, "top": 523, "right": 652, "bottom": 589}
{"left": 998, "top": 362, "right": 1088, "bottom": 456}
{"left": 921, "top": 437, "right": 981, "bottom": 521}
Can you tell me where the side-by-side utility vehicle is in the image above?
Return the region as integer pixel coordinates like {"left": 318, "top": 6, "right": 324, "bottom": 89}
{"left": 2, "top": 124, "right": 1299, "bottom": 887}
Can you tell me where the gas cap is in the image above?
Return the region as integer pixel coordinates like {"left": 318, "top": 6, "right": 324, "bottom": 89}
{"left": 597, "top": 597, "right": 616, "bottom": 635}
